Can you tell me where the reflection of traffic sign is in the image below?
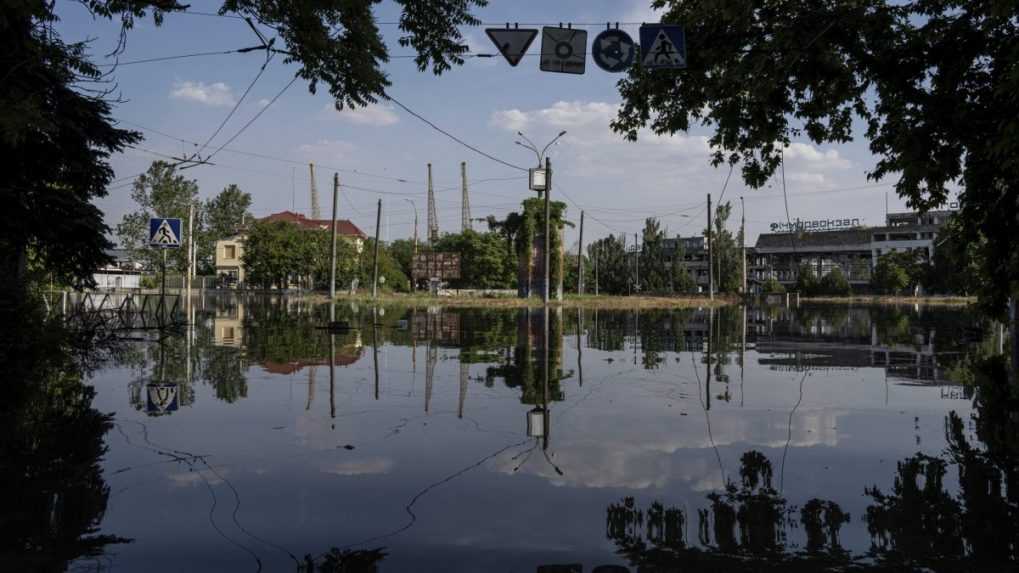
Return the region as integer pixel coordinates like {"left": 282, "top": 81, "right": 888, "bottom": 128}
{"left": 640, "top": 25, "right": 687, "bottom": 69}
{"left": 146, "top": 383, "right": 179, "bottom": 414}
{"left": 539, "top": 27, "right": 587, "bottom": 74}
{"left": 485, "top": 28, "right": 538, "bottom": 66}
{"left": 592, "top": 29, "right": 635, "bottom": 72}
{"left": 149, "top": 218, "right": 182, "bottom": 248}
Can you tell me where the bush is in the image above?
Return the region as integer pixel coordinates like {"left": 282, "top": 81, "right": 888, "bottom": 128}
{"left": 761, "top": 277, "right": 786, "bottom": 294}
{"left": 795, "top": 264, "right": 820, "bottom": 295}
{"left": 820, "top": 267, "right": 851, "bottom": 295}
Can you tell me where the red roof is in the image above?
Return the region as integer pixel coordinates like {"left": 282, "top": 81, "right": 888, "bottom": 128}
{"left": 261, "top": 211, "right": 366, "bottom": 238}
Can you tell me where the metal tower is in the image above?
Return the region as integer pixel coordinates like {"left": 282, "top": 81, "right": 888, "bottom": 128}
{"left": 461, "top": 161, "right": 472, "bottom": 232}
{"left": 427, "top": 163, "right": 438, "bottom": 244}
{"left": 309, "top": 163, "right": 321, "bottom": 219}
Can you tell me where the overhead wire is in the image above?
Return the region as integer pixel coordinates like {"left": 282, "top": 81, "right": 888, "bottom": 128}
{"left": 204, "top": 74, "right": 299, "bottom": 163}
{"left": 194, "top": 51, "right": 275, "bottom": 159}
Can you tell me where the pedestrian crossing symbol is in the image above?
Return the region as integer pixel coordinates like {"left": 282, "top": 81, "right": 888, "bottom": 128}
{"left": 639, "top": 24, "right": 687, "bottom": 69}
{"left": 149, "top": 217, "right": 182, "bottom": 248}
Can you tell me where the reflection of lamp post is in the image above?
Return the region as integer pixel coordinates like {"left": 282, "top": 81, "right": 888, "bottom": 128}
{"left": 515, "top": 131, "right": 566, "bottom": 304}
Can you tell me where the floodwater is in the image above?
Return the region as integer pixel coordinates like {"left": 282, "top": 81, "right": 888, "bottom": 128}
{"left": 11, "top": 296, "right": 1016, "bottom": 572}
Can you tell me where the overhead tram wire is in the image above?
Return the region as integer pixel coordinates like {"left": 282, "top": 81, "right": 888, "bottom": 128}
{"left": 193, "top": 51, "right": 275, "bottom": 160}
{"left": 386, "top": 95, "right": 528, "bottom": 172}
{"left": 203, "top": 74, "right": 299, "bottom": 163}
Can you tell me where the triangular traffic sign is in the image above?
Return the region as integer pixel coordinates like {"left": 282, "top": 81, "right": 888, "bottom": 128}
{"left": 485, "top": 28, "right": 538, "bottom": 66}
{"left": 153, "top": 219, "right": 181, "bottom": 245}
{"left": 642, "top": 29, "right": 686, "bottom": 68}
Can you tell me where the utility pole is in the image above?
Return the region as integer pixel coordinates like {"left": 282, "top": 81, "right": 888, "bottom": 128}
{"left": 427, "top": 163, "right": 438, "bottom": 245}
{"left": 329, "top": 173, "right": 339, "bottom": 321}
{"left": 543, "top": 156, "right": 552, "bottom": 305}
{"left": 309, "top": 163, "right": 321, "bottom": 219}
{"left": 594, "top": 243, "right": 599, "bottom": 296}
{"left": 741, "top": 195, "right": 747, "bottom": 296}
{"left": 186, "top": 203, "right": 194, "bottom": 299}
{"left": 372, "top": 199, "right": 382, "bottom": 299}
{"left": 634, "top": 232, "right": 640, "bottom": 294}
{"left": 461, "top": 161, "right": 472, "bottom": 232}
{"left": 707, "top": 193, "right": 714, "bottom": 301}
{"left": 577, "top": 210, "right": 584, "bottom": 296}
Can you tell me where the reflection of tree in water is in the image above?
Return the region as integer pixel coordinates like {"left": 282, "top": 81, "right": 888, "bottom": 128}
{"left": 0, "top": 316, "right": 129, "bottom": 569}
{"left": 485, "top": 308, "right": 567, "bottom": 404}
{"left": 300, "top": 547, "right": 386, "bottom": 572}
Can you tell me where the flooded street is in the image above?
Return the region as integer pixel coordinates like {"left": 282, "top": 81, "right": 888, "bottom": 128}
{"left": 47, "top": 298, "right": 1007, "bottom": 571}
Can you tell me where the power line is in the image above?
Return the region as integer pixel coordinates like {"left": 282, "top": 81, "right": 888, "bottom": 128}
{"left": 204, "top": 75, "right": 299, "bottom": 163}
{"left": 387, "top": 95, "right": 528, "bottom": 172}
{"left": 95, "top": 47, "right": 259, "bottom": 67}
{"left": 194, "top": 53, "right": 274, "bottom": 159}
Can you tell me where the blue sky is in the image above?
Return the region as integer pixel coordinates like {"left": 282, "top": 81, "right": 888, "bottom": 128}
{"left": 56, "top": 0, "right": 930, "bottom": 248}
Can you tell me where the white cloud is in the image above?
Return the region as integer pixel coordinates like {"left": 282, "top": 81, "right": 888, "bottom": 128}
{"left": 490, "top": 109, "right": 531, "bottom": 132}
{"left": 256, "top": 98, "right": 270, "bottom": 108}
{"left": 783, "top": 142, "right": 851, "bottom": 169}
{"left": 297, "top": 139, "right": 356, "bottom": 162}
{"left": 169, "top": 80, "right": 236, "bottom": 107}
{"left": 327, "top": 103, "right": 399, "bottom": 126}
{"left": 322, "top": 458, "right": 394, "bottom": 476}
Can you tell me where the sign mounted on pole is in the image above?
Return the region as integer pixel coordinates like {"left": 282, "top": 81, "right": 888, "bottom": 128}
{"left": 592, "top": 28, "right": 635, "bottom": 72}
{"left": 639, "top": 24, "right": 687, "bottom": 69}
{"left": 149, "top": 217, "right": 182, "bottom": 248}
{"left": 539, "top": 27, "right": 587, "bottom": 75}
{"left": 485, "top": 27, "right": 538, "bottom": 67}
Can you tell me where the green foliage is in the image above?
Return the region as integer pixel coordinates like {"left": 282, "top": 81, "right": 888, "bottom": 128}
{"left": 387, "top": 238, "right": 416, "bottom": 282}
{"left": 761, "top": 277, "right": 786, "bottom": 294}
{"left": 705, "top": 202, "right": 743, "bottom": 294}
{"left": 820, "top": 267, "right": 851, "bottom": 296}
{"left": 242, "top": 220, "right": 315, "bottom": 289}
{"left": 507, "top": 198, "right": 569, "bottom": 296}
{"left": 795, "top": 264, "right": 820, "bottom": 295}
{"left": 357, "top": 238, "right": 409, "bottom": 293}
{"left": 872, "top": 255, "right": 911, "bottom": 295}
{"left": 204, "top": 184, "right": 252, "bottom": 243}
{"left": 1, "top": 3, "right": 141, "bottom": 299}
{"left": 640, "top": 218, "right": 669, "bottom": 293}
{"left": 434, "top": 230, "right": 516, "bottom": 289}
{"left": 588, "top": 234, "right": 629, "bottom": 295}
{"left": 117, "top": 161, "right": 207, "bottom": 273}
{"left": 612, "top": 0, "right": 1019, "bottom": 314}
{"left": 924, "top": 218, "right": 985, "bottom": 298}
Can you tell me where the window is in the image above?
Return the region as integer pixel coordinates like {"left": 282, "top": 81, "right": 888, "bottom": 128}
{"left": 874, "top": 233, "right": 886, "bottom": 241}
{"left": 224, "top": 244, "right": 237, "bottom": 259}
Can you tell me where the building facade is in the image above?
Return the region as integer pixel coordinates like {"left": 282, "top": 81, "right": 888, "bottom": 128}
{"left": 214, "top": 211, "right": 366, "bottom": 288}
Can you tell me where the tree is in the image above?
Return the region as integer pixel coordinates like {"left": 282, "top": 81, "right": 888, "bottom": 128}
{"left": 356, "top": 238, "right": 409, "bottom": 293}
{"left": 820, "top": 266, "right": 851, "bottom": 296}
{"left": 242, "top": 220, "right": 314, "bottom": 289}
{"left": 705, "top": 202, "right": 742, "bottom": 294}
{"left": 795, "top": 264, "right": 820, "bottom": 295}
{"left": 434, "top": 230, "right": 515, "bottom": 289}
{"left": 872, "top": 255, "right": 910, "bottom": 295}
{"left": 761, "top": 277, "right": 786, "bottom": 294}
{"left": 1, "top": 3, "right": 141, "bottom": 304}
{"left": 612, "top": 1, "right": 1019, "bottom": 315}
{"left": 588, "top": 235, "right": 629, "bottom": 295}
{"left": 640, "top": 218, "right": 670, "bottom": 293}
{"left": 116, "top": 161, "right": 205, "bottom": 273}
{"left": 670, "top": 237, "right": 697, "bottom": 294}
{"left": 6, "top": 0, "right": 486, "bottom": 305}
{"left": 204, "top": 184, "right": 252, "bottom": 243}
{"left": 387, "top": 238, "right": 417, "bottom": 283}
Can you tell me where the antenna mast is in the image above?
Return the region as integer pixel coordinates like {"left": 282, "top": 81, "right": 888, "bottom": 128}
{"left": 427, "top": 163, "right": 438, "bottom": 244}
{"left": 309, "top": 163, "right": 321, "bottom": 219}
{"left": 461, "top": 161, "right": 472, "bottom": 232}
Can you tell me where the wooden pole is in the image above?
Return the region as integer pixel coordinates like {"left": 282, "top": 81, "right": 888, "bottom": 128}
{"left": 707, "top": 193, "right": 713, "bottom": 300}
{"left": 372, "top": 198, "right": 382, "bottom": 299}
{"left": 330, "top": 173, "right": 339, "bottom": 321}
{"left": 577, "top": 210, "right": 584, "bottom": 295}
{"left": 741, "top": 195, "right": 747, "bottom": 296}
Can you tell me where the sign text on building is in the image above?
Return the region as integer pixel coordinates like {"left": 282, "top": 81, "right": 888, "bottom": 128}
{"left": 770, "top": 218, "right": 862, "bottom": 233}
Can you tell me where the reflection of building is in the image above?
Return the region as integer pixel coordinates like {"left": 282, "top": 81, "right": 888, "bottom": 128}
{"left": 212, "top": 301, "right": 245, "bottom": 347}
{"left": 213, "top": 211, "right": 366, "bottom": 288}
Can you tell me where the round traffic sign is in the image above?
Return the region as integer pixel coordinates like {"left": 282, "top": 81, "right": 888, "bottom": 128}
{"left": 592, "top": 29, "right": 635, "bottom": 73}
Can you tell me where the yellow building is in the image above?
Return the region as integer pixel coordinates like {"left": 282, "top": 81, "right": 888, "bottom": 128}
{"left": 215, "top": 234, "right": 246, "bottom": 287}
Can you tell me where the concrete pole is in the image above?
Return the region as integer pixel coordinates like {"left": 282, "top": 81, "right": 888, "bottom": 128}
{"left": 707, "top": 193, "right": 713, "bottom": 300}
{"left": 741, "top": 196, "right": 746, "bottom": 296}
{"left": 329, "top": 173, "right": 339, "bottom": 321}
{"left": 543, "top": 157, "right": 552, "bottom": 305}
{"left": 634, "top": 232, "right": 640, "bottom": 294}
{"left": 594, "top": 244, "right": 599, "bottom": 296}
{"left": 577, "top": 210, "right": 584, "bottom": 295}
{"left": 372, "top": 198, "right": 382, "bottom": 299}
{"left": 186, "top": 203, "right": 193, "bottom": 304}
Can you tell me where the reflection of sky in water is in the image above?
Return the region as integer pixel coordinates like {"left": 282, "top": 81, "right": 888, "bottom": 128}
{"left": 88, "top": 303, "right": 979, "bottom": 572}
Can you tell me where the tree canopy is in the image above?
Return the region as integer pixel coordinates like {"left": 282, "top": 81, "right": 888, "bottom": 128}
{"left": 614, "top": 1, "right": 1019, "bottom": 312}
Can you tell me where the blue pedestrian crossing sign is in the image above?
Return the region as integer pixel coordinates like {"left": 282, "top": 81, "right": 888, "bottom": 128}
{"left": 149, "top": 217, "right": 182, "bottom": 248}
{"left": 640, "top": 25, "right": 687, "bottom": 69}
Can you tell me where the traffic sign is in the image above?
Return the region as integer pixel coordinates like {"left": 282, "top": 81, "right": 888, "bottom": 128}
{"left": 146, "top": 382, "right": 179, "bottom": 414}
{"left": 592, "top": 29, "right": 635, "bottom": 73}
{"left": 485, "top": 28, "right": 538, "bottom": 66}
{"left": 149, "top": 217, "right": 182, "bottom": 248}
{"left": 539, "top": 27, "right": 587, "bottom": 74}
{"left": 639, "top": 25, "right": 687, "bottom": 69}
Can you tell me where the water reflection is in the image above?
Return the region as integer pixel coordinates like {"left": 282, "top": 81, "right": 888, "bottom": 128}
{"left": 17, "top": 295, "right": 1015, "bottom": 571}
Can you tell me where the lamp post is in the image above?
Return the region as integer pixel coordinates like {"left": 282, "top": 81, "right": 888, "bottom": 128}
{"left": 516, "top": 130, "right": 567, "bottom": 304}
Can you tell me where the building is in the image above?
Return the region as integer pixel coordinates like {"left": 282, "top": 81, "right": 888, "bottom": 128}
{"left": 662, "top": 236, "right": 710, "bottom": 291}
{"left": 214, "top": 211, "right": 366, "bottom": 288}
{"left": 752, "top": 210, "right": 954, "bottom": 289}
{"left": 93, "top": 248, "right": 143, "bottom": 290}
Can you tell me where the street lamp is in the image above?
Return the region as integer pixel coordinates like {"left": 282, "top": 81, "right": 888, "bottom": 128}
{"left": 515, "top": 131, "right": 567, "bottom": 304}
